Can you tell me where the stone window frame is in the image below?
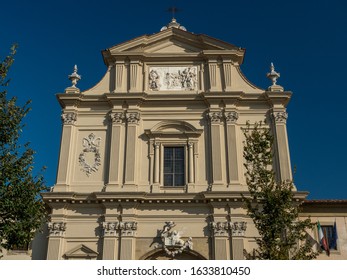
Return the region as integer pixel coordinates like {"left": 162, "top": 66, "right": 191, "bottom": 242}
{"left": 145, "top": 120, "right": 203, "bottom": 189}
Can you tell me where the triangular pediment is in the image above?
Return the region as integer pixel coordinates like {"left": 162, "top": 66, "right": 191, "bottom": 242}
{"left": 105, "top": 28, "right": 240, "bottom": 55}
{"left": 64, "top": 244, "right": 98, "bottom": 259}
{"left": 146, "top": 39, "right": 202, "bottom": 53}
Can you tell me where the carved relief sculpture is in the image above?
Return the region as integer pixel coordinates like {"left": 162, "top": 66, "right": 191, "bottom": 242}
{"left": 148, "top": 67, "right": 198, "bottom": 91}
{"left": 155, "top": 221, "right": 193, "bottom": 257}
{"left": 78, "top": 133, "right": 101, "bottom": 176}
{"left": 149, "top": 69, "right": 161, "bottom": 90}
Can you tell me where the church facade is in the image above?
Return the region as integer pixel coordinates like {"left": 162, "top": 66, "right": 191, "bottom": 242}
{"left": 32, "top": 19, "right": 346, "bottom": 260}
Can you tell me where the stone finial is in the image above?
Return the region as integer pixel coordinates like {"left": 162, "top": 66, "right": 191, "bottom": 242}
{"left": 267, "top": 63, "right": 283, "bottom": 92}
{"left": 160, "top": 18, "right": 187, "bottom": 31}
{"left": 69, "top": 65, "right": 81, "bottom": 87}
{"left": 65, "top": 65, "right": 81, "bottom": 93}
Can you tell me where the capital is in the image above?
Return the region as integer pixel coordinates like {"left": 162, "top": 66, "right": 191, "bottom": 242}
{"left": 61, "top": 112, "right": 77, "bottom": 125}
{"left": 207, "top": 111, "right": 223, "bottom": 123}
{"left": 126, "top": 112, "right": 140, "bottom": 124}
{"left": 210, "top": 221, "right": 229, "bottom": 237}
{"left": 273, "top": 111, "right": 288, "bottom": 124}
{"left": 225, "top": 111, "right": 239, "bottom": 123}
{"left": 230, "top": 221, "right": 247, "bottom": 237}
{"left": 110, "top": 112, "right": 124, "bottom": 124}
{"left": 48, "top": 222, "right": 66, "bottom": 237}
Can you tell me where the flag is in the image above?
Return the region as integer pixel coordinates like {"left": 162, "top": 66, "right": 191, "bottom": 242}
{"left": 331, "top": 221, "right": 338, "bottom": 249}
{"left": 317, "top": 221, "right": 330, "bottom": 256}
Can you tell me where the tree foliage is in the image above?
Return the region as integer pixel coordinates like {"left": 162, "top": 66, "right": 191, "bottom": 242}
{"left": 242, "top": 121, "right": 317, "bottom": 260}
{"left": 0, "top": 45, "right": 48, "bottom": 253}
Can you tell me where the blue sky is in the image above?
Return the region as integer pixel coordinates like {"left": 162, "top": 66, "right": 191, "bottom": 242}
{"left": 2, "top": 0, "right": 346, "bottom": 199}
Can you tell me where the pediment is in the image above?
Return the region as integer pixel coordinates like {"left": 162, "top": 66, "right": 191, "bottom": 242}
{"left": 105, "top": 28, "right": 240, "bottom": 55}
{"left": 145, "top": 121, "right": 203, "bottom": 139}
{"left": 146, "top": 39, "right": 202, "bottom": 53}
{"left": 64, "top": 244, "right": 98, "bottom": 259}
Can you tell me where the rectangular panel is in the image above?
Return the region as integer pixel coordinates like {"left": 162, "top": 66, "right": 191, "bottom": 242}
{"left": 149, "top": 66, "right": 198, "bottom": 91}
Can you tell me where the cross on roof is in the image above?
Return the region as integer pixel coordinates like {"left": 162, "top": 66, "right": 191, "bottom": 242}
{"left": 167, "top": 6, "right": 181, "bottom": 19}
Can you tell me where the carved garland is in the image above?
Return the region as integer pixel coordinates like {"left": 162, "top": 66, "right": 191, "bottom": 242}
{"left": 78, "top": 133, "right": 101, "bottom": 176}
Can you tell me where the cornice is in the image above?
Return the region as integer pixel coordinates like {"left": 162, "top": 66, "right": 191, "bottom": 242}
{"left": 264, "top": 90, "right": 292, "bottom": 108}
{"left": 56, "top": 93, "right": 109, "bottom": 108}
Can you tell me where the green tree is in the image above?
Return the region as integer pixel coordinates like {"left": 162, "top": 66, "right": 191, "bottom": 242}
{"left": 0, "top": 45, "right": 48, "bottom": 255}
{"left": 242, "top": 121, "right": 317, "bottom": 260}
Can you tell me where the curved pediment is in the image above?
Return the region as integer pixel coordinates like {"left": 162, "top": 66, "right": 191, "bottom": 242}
{"left": 145, "top": 120, "right": 203, "bottom": 139}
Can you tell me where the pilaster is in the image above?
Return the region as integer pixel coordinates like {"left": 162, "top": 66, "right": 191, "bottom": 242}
{"left": 222, "top": 59, "right": 232, "bottom": 91}
{"left": 107, "top": 112, "right": 125, "bottom": 190}
{"left": 153, "top": 142, "right": 160, "bottom": 184}
{"left": 56, "top": 111, "right": 77, "bottom": 191}
{"left": 224, "top": 111, "right": 241, "bottom": 187}
{"left": 207, "top": 111, "right": 224, "bottom": 189}
{"left": 102, "top": 221, "right": 120, "bottom": 260}
{"left": 114, "top": 60, "right": 126, "bottom": 92}
{"left": 129, "top": 60, "right": 142, "bottom": 92}
{"left": 46, "top": 222, "right": 66, "bottom": 260}
{"left": 272, "top": 110, "right": 293, "bottom": 183}
{"left": 210, "top": 221, "right": 230, "bottom": 260}
{"left": 119, "top": 221, "right": 138, "bottom": 260}
{"left": 230, "top": 221, "right": 247, "bottom": 260}
{"left": 124, "top": 112, "right": 140, "bottom": 189}
{"left": 188, "top": 142, "right": 194, "bottom": 184}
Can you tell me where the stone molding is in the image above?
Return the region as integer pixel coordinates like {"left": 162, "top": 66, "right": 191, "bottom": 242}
{"left": 61, "top": 112, "right": 77, "bottom": 125}
{"left": 48, "top": 222, "right": 66, "bottom": 237}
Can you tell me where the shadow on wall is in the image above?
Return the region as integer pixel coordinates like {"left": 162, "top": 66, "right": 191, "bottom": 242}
{"left": 31, "top": 225, "right": 49, "bottom": 260}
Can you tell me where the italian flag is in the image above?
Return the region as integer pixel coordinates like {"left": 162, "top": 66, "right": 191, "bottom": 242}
{"left": 318, "top": 221, "right": 330, "bottom": 256}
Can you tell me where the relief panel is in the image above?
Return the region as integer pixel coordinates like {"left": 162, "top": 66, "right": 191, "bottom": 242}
{"left": 148, "top": 66, "right": 198, "bottom": 91}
